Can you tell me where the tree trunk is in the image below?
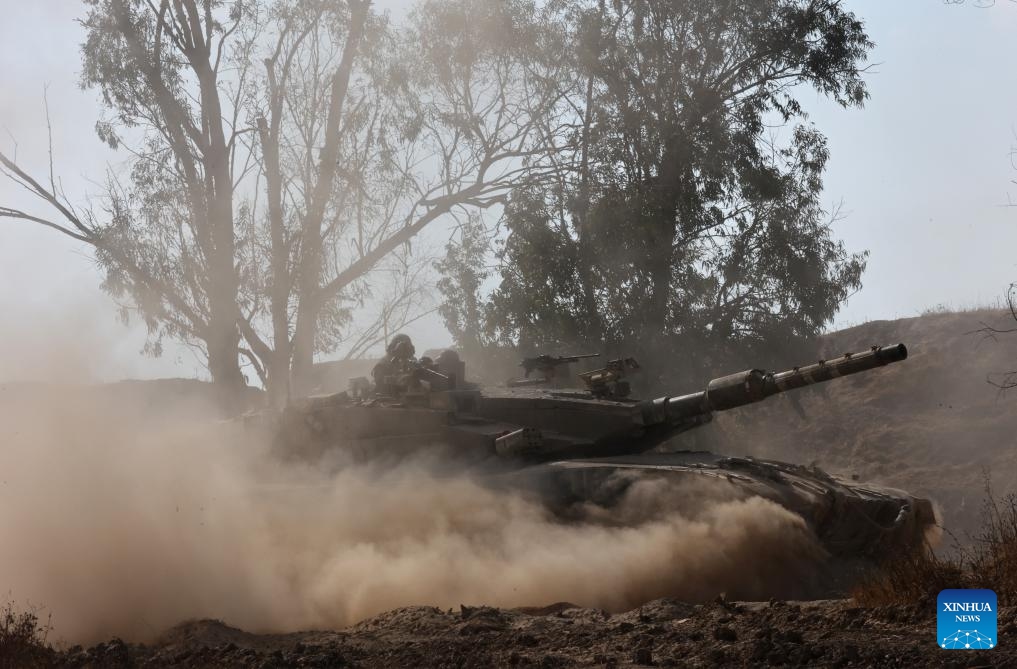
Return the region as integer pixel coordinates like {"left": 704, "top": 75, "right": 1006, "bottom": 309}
{"left": 198, "top": 32, "right": 243, "bottom": 410}
{"left": 575, "top": 74, "right": 605, "bottom": 344}
{"left": 266, "top": 348, "right": 291, "bottom": 407}
{"left": 207, "top": 308, "right": 245, "bottom": 412}
{"left": 648, "top": 213, "right": 676, "bottom": 334}
{"left": 290, "top": 308, "right": 317, "bottom": 396}
{"left": 289, "top": 0, "right": 371, "bottom": 397}
{"left": 647, "top": 133, "right": 690, "bottom": 340}
{"left": 256, "top": 101, "right": 292, "bottom": 406}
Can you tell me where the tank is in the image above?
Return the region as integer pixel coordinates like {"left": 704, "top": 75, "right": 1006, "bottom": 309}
{"left": 270, "top": 338, "right": 934, "bottom": 562}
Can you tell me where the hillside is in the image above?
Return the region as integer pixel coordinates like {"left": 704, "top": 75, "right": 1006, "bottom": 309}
{"left": 695, "top": 308, "right": 1017, "bottom": 540}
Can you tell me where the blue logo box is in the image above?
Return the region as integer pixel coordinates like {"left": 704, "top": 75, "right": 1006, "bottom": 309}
{"left": 938, "top": 589, "right": 997, "bottom": 650}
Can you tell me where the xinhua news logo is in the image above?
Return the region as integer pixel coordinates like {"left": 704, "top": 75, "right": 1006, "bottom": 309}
{"left": 938, "top": 589, "right": 997, "bottom": 650}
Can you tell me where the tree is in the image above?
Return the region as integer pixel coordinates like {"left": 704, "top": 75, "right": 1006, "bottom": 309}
{"left": 434, "top": 213, "right": 492, "bottom": 357}
{"left": 247, "top": 0, "right": 568, "bottom": 398}
{"left": 234, "top": 0, "right": 379, "bottom": 403}
{"left": 440, "top": 0, "right": 872, "bottom": 380}
{"left": 2, "top": 0, "right": 255, "bottom": 398}
{"left": 0, "top": 0, "right": 565, "bottom": 406}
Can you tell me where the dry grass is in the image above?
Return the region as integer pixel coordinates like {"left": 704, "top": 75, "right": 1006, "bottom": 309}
{"left": 0, "top": 602, "right": 54, "bottom": 669}
{"left": 967, "top": 488, "right": 1017, "bottom": 600}
{"left": 853, "top": 482, "right": 1017, "bottom": 607}
{"left": 850, "top": 548, "right": 966, "bottom": 608}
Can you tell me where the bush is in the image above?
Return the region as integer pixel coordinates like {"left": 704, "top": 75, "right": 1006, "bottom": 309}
{"left": 968, "top": 488, "right": 1017, "bottom": 601}
{"left": 0, "top": 601, "right": 54, "bottom": 668}
{"left": 851, "top": 548, "right": 966, "bottom": 607}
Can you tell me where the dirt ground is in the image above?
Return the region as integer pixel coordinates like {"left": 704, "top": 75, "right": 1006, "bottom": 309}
{"left": 29, "top": 597, "right": 1007, "bottom": 668}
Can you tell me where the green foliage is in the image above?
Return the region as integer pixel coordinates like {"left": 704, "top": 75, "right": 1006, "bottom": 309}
{"left": 485, "top": 190, "right": 599, "bottom": 351}
{"left": 435, "top": 214, "right": 493, "bottom": 355}
{"left": 439, "top": 0, "right": 872, "bottom": 377}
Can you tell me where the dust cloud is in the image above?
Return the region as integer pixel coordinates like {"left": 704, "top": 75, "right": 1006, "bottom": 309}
{"left": 0, "top": 374, "right": 824, "bottom": 645}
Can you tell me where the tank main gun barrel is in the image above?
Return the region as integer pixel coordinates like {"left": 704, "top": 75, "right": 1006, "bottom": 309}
{"left": 656, "top": 344, "right": 907, "bottom": 423}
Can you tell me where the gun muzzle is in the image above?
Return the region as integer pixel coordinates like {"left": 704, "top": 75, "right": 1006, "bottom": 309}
{"left": 766, "top": 343, "right": 907, "bottom": 394}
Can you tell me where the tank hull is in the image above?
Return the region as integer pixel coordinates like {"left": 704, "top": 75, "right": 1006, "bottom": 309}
{"left": 270, "top": 396, "right": 935, "bottom": 562}
{"left": 501, "top": 452, "right": 936, "bottom": 561}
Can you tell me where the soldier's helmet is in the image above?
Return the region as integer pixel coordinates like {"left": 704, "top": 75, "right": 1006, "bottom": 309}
{"left": 386, "top": 333, "right": 415, "bottom": 360}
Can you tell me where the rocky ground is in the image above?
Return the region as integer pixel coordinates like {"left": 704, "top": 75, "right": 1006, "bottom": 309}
{"left": 25, "top": 598, "right": 1008, "bottom": 668}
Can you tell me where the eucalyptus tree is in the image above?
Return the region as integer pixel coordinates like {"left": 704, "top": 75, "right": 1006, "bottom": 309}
{"left": 255, "top": 0, "right": 568, "bottom": 397}
{"left": 1, "top": 0, "right": 261, "bottom": 397}
{"left": 0, "top": 0, "right": 565, "bottom": 406}
{"left": 440, "top": 0, "right": 874, "bottom": 379}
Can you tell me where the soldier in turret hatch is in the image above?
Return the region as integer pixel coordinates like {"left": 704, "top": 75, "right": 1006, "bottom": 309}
{"left": 372, "top": 333, "right": 417, "bottom": 396}
{"left": 387, "top": 333, "right": 416, "bottom": 361}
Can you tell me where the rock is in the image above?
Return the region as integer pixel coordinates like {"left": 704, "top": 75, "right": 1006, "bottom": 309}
{"left": 459, "top": 620, "right": 505, "bottom": 635}
{"left": 89, "top": 638, "right": 130, "bottom": 667}
{"left": 706, "top": 648, "right": 727, "bottom": 666}
{"left": 632, "top": 646, "right": 654, "bottom": 665}
{"left": 517, "top": 632, "right": 540, "bottom": 647}
{"left": 779, "top": 630, "right": 804, "bottom": 644}
{"left": 713, "top": 626, "right": 738, "bottom": 642}
{"left": 750, "top": 639, "right": 772, "bottom": 661}
{"left": 540, "top": 653, "right": 567, "bottom": 667}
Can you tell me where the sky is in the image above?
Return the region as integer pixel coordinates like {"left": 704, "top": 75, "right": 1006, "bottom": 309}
{"left": 808, "top": 0, "right": 1017, "bottom": 327}
{"left": 1, "top": 0, "right": 1017, "bottom": 381}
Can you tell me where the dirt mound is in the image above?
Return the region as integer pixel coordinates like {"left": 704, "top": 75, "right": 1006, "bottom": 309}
{"left": 38, "top": 598, "right": 1015, "bottom": 667}
{"left": 699, "top": 308, "right": 1017, "bottom": 539}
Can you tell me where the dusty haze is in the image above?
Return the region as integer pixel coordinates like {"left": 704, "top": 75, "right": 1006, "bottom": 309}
{"left": 0, "top": 350, "right": 825, "bottom": 645}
